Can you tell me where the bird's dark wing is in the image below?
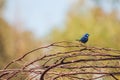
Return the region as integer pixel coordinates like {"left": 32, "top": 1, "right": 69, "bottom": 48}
{"left": 80, "top": 37, "right": 88, "bottom": 43}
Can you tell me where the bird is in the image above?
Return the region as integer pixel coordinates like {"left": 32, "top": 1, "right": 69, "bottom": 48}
{"left": 76, "top": 33, "right": 89, "bottom": 43}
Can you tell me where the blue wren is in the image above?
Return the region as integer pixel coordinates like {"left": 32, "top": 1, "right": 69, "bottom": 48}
{"left": 76, "top": 33, "right": 89, "bottom": 43}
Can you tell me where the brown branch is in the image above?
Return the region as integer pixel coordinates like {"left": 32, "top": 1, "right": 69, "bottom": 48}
{"left": 4, "top": 41, "right": 71, "bottom": 70}
{"left": 52, "top": 72, "right": 120, "bottom": 80}
{"left": 0, "top": 72, "right": 9, "bottom": 79}
{"left": 1, "top": 41, "right": 120, "bottom": 80}
{"left": 60, "top": 65, "right": 120, "bottom": 69}
{"left": 40, "top": 57, "right": 120, "bottom": 80}
{"left": 4, "top": 45, "right": 52, "bottom": 69}
{"left": 110, "top": 74, "right": 119, "bottom": 80}
{"left": 7, "top": 71, "right": 19, "bottom": 80}
{"left": 40, "top": 58, "right": 65, "bottom": 80}
{"left": 62, "top": 57, "right": 120, "bottom": 64}
{"left": 23, "top": 48, "right": 87, "bottom": 69}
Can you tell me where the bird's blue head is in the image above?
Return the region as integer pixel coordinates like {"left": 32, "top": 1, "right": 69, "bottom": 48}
{"left": 84, "top": 33, "right": 89, "bottom": 37}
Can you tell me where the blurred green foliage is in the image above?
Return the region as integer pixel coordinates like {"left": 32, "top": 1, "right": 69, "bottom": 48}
{"left": 49, "top": 1, "right": 120, "bottom": 79}
{"left": 50, "top": 0, "right": 120, "bottom": 49}
{"left": 0, "top": 0, "right": 120, "bottom": 79}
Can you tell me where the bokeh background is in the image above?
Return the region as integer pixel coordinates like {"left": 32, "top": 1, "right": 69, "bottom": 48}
{"left": 0, "top": 0, "right": 120, "bottom": 70}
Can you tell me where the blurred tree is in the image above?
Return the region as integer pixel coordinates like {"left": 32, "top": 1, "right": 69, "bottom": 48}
{"left": 0, "top": 18, "right": 42, "bottom": 69}
{"left": 0, "top": 18, "right": 14, "bottom": 68}
{"left": 50, "top": 0, "right": 120, "bottom": 49}
{"left": 0, "top": 0, "right": 41, "bottom": 69}
{"left": 49, "top": 1, "right": 120, "bottom": 79}
{"left": 0, "top": 0, "right": 5, "bottom": 16}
